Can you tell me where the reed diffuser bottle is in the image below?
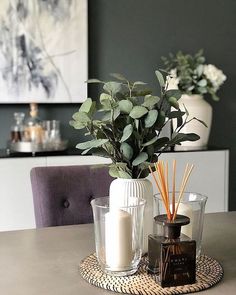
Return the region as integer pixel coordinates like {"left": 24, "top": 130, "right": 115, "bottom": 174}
{"left": 148, "top": 214, "right": 196, "bottom": 287}
{"left": 148, "top": 160, "right": 196, "bottom": 287}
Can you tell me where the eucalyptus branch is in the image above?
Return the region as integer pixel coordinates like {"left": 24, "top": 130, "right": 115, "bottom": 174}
{"left": 127, "top": 81, "right": 132, "bottom": 98}
{"left": 137, "top": 169, "right": 143, "bottom": 179}
{"left": 72, "top": 70, "right": 202, "bottom": 179}
{"left": 175, "top": 116, "right": 196, "bottom": 134}
{"left": 158, "top": 88, "right": 166, "bottom": 112}
{"left": 100, "top": 126, "right": 123, "bottom": 161}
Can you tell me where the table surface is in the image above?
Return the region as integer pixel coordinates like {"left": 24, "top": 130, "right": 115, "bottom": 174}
{"left": 0, "top": 212, "right": 235, "bottom": 295}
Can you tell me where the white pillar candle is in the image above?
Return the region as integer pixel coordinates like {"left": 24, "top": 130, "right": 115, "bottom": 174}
{"left": 177, "top": 203, "right": 193, "bottom": 239}
{"left": 105, "top": 209, "right": 133, "bottom": 270}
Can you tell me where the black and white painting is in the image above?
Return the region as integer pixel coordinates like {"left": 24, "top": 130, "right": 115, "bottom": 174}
{"left": 0, "top": 0, "right": 87, "bottom": 103}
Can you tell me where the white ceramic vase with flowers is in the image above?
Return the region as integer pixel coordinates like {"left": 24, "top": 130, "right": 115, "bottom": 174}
{"left": 70, "top": 71, "right": 203, "bottom": 251}
{"left": 163, "top": 50, "right": 227, "bottom": 150}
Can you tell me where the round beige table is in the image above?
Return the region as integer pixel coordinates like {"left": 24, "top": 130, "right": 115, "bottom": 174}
{"left": 0, "top": 212, "right": 235, "bottom": 295}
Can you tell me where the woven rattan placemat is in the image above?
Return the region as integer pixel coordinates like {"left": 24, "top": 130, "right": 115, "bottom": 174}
{"left": 80, "top": 254, "right": 223, "bottom": 295}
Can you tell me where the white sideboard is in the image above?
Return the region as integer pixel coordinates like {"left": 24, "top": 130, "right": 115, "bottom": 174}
{"left": 0, "top": 149, "right": 229, "bottom": 231}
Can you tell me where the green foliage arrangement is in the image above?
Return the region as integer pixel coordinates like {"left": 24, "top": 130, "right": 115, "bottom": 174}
{"left": 162, "top": 50, "right": 226, "bottom": 101}
{"left": 70, "top": 71, "right": 203, "bottom": 179}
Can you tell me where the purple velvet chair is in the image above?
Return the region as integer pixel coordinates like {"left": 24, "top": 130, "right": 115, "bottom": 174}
{"left": 30, "top": 165, "right": 113, "bottom": 228}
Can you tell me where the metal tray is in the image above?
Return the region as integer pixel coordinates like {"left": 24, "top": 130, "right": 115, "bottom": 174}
{"left": 10, "top": 140, "right": 68, "bottom": 153}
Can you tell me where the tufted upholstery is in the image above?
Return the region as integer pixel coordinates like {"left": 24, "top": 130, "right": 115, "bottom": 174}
{"left": 30, "top": 165, "right": 113, "bottom": 228}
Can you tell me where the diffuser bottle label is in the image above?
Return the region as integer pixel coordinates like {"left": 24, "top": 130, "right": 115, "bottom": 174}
{"left": 170, "top": 254, "right": 190, "bottom": 274}
{"left": 160, "top": 241, "right": 196, "bottom": 287}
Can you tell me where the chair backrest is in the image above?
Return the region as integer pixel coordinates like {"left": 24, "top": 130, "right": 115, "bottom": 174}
{"left": 30, "top": 165, "right": 113, "bottom": 228}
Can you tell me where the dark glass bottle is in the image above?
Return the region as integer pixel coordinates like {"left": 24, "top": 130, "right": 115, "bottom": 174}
{"left": 148, "top": 214, "right": 196, "bottom": 287}
{"left": 11, "top": 112, "right": 25, "bottom": 143}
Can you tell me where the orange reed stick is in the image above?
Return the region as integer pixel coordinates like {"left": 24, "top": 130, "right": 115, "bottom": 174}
{"left": 149, "top": 166, "right": 170, "bottom": 217}
{"left": 157, "top": 161, "right": 171, "bottom": 220}
{"left": 171, "top": 159, "right": 176, "bottom": 220}
{"left": 149, "top": 161, "right": 194, "bottom": 222}
{"left": 173, "top": 164, "right": 194, "bottom": 220}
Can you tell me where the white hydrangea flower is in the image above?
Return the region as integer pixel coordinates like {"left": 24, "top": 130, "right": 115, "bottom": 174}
{"left": 203, "top": 64, "right": 227, "bottom": 91}
{"left": 166, "top": 68, "right": 179, "bottom": 90}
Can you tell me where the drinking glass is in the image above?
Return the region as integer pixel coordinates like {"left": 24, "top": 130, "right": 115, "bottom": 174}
{"left": 42, "top": 120, "right": 61, "bottom": 149}
{"left": 50, "top": 120, "right": 61, "bottom": 144}
{"left": 91, "top": 197, "right": 146, "bottom": 276}
{"left": 153, "top": 192, "right": 207, "bottom": 257}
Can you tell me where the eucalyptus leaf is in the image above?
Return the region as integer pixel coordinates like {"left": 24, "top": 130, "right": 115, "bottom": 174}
{"left": 142, "top": 95, "right": 160, "bottom": 109}
{"left": 69, "top": 120, "right": 85, "bottom": 130}
{"left": 109, "top": 166, "right": 120, "bottom": 178}
{"left": 103, "top": 81, "right": 122, "bottom": 94}
{"left": 115, "top": 162, "right": 128, "bottom": 168}
{"left": 132, "top": 152, "right": 148, "bottom": 166}
{"left": 197, "top": 56, "right": 205, "bottom": 64}
{"left": 118, "top": 100, "right": 133, "bottom": 114}
{"left": 188, "top": 85, "right": 195, "bottom": 91}
{"left": 168, "top": 97, "right": 179, "bottom": 110}
{"left": 81, "top": 148, "right": 92, "bottom": 155}
{"left": 128, "top": 97, "right": 138, "bottom": 106}
{"left": 156, "top": 111, "right": 166, "bottom": 129}
{"left": 155, "top": 70, "right": 165, "bottom": 87}
{"left": 110, "top": 73, "right": 127, "bottom": 81}
{"left": 211, "top": 93, "right": 220, "bottom": 101}
{"left": 132, "top": 89, "right": 152, "bottom": 97}
{"left": 168, "top": 110, "right": 185, "bottom": 119}
{"left": 92, "top": 148, "right": 111, "bottom": 158}
{"left": 100, "top": 93, "right": 112, "bottom": 102}
{"left": 165, "top": 89, "right": 182, "bottom": 100}
{"left": 168, "top": 110, "right": 184, "bottom": 128}
{"left": 142, "top": 136, "right": 158, "bottom": 147}
{"left": 197, "top": 87, "right": 208, "bottom": 94}
{"left": 129, "top": 106, "right": 148, "bottom": 119}
{"left": 170, "top": 133, "right": 200, "bottom": 145}
{"left": 184, "top": 133, "right": 200, "bottom": 141}
{"left": 87, "top": 79, "right": 104, "bottom": 83}
{"left": 133, "top": 131, "right": 142, "bottom": 141}
{"left": 102, "top": 111, "right": 111, "bottom": 121}
{"left": 146, "top": 144, "right": 155, "bottom": 156}
{"left": 133, "top": 81, "right": 147, "bottom": 86}
{"left": 154, "top": 137, "right": 169, "bottom": 151}
{"left": 137, "top": 162, "right": 150, "bottom": 170}
{"left": 113, "top": 107, "right": 121, "bottom": 120}
{"left": 118, "top": 170, "right": 132, "bottom": 179}
{"left": 197, "top": 79, "right": 207, "bottom": 87}
{"left": 196, "top": 65, "right": 204, "bottom": 76}
{"left": 120, "top": 124, "right": 133, "bottom": 142}
{"left": 100, "top": 93, "right": 112, "bottom": 109}
{"left": 89, "top": 101, "right": 97, "bottom": 117}
{"left": 145, "top": 110, "right": 158, "bottom": 128}
{"left": 71, "top": 112, "right": 80, "bottom": 120}
{"left": 120, "top": 142, "right": 133, "bottom": 160}
{"left": 72, "top": 112, "right": 91, "bottom": 124}
{"left": 76, "top": 139, "right": 109, "bottom": 150}
{"left": 80, "top": 98, "right": 93, "bottom": 113}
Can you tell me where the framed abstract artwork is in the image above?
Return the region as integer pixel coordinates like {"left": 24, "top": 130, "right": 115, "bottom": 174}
{"left": 0, "top": 0, "right": 88, "bottom": 103}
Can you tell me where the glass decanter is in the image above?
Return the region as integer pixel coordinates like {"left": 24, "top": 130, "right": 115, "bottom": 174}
{"left": 11, "top": 112, "right": 25, "bottom": 143}
{"left": 24, "top": 103, "right": 43, "bottom": 144}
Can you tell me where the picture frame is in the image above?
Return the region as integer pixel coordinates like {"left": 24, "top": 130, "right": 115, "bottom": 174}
{"left": 0, "top": 0, "right": 88, "bottom": 103}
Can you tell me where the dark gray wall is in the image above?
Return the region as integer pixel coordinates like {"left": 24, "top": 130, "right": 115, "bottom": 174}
{"left": 0, "top": 0, "right": 235, "bottom": 208}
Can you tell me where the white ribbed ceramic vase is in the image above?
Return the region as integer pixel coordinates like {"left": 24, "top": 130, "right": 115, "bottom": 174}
{"left": 109, "top": 178, "right": 153, "bottom": 253}
{"left": 173, "top": 94, "right": 212, "bottom": 150}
